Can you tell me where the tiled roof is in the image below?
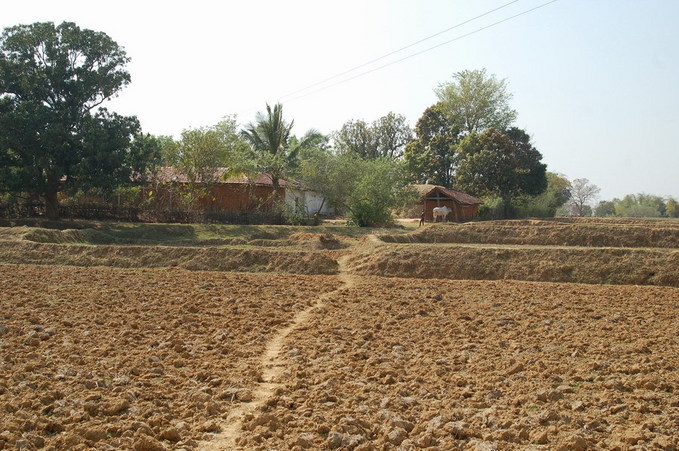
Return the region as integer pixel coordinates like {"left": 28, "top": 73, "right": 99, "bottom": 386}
{"left": 412, "top": 184, "right": 482, "bottom": 205}
{"left": 151, "top": 167, "right": 286, "bottom": 187}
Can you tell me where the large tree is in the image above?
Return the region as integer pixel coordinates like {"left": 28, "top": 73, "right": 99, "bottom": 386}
{"left": 0, "top": 21, "right": 141, "bottom": 219}
{"left": 404, "top": 103, "right": 459, "bottom": 186}
{"left": 567, "top": 178, "right": 601, "bottom": 217}
{"left": 333, "top": 112, "right": 412, "bottom": 159}
{"left": 169, "top": 116, "right": 249, "bottom": 185}
{"left": 456, "top": 128, "right": 547, "bottom": 218}
{"left": 435, "top": 69, "right": 517, "bottom": 135}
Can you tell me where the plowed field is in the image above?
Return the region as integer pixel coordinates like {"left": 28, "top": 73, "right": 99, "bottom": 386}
{"left": 1, "top": 218, "right": 678, "bottom": 450}
{"left": 234, "top": 277, "right": 679, "bottom": 450}
{"left": 0, "top": 264, "right": 339, "bottom": 450}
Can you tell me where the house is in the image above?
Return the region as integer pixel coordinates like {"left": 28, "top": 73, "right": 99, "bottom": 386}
{"left": 285, "top": 186, "right": 334, "bottom": 216}
{"left": 412, "top": 184, "right": 482, "bottom": 221}
{"left": 145, "top": 167, "right": 333, "bottom": 215}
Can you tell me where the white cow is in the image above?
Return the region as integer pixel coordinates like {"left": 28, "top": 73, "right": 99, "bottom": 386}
{"left": 432, "top": 206, "right": 452, "bottom": 222}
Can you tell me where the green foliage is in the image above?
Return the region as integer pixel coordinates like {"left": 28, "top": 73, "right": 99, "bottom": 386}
{"left": 177, "top": 116, "right": 248, "bottom": 184}
{"left": 0, "top": 21, "right": 141, "bottom": 219}
{"left": 594, "top": 200, "right": 616, "bottom": 217}
{"left": 127, "top": 133, "right": 162, "bottom": 182}
{"left": 613, "top": 194, "right": 664, "bottom": 217}
{"left": 404, "top": 103, "right": 459, "bottom": 186}
{"left": 240, "top": 103, "right": 293, "bottom": 178}
{"left": 299, "top": 151, "right": 413, "bottom": 227}
{"left": 666, "top": 197, "right": 678, "bottom": 218}
{"left": 297, "top": 148, "right": 352, "bottom": 215}
{"left": 455, "top": 128, "right": 547, "bottom": 218}
{"left": 346, "top": 158, "right": 415, "bottom": 227}
{"left": 333, "top": 112, "right": 412, "bottom": 159}
{"left": 435, "top": 69, "right": 517, "bottom": 134}
{"left": 477, "top": 196, "right": 506, "bottom": 220}
{"left": 512, "top": 173, "right": 571, "bottom": 218}
{"left": 157, "top": 135, "right": 181, "bottom": 166}
{"left": 593, "top": 194, "right": 673, "bottom": 218}
{"left": 240, "top": 104, "right": 321, "bottom": 197}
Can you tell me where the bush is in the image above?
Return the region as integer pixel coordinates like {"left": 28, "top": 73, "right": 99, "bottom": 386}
{"left": 346, "top": 158, "right": 414, "bottom": 227}
{"left": 478, "top": 197, "right": 504, "bottom": 220}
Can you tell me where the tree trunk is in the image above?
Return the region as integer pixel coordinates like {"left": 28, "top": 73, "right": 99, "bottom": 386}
{"left": 44, "top": 188, "right": 60, "bottom": 220}
{"left": 502, "top": 195, "right": 512, "bottom": 219}
{"left": 271, "top": 178, "right": 283, "bottom": 205}
{"left": 316, "top": 197, "right": 326, "bottom": 216}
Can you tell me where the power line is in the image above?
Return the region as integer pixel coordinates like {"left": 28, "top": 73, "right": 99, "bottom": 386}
{"left": 282, "top": 0, "right": 559, "bottom": 105}
{"left": 277, "top": 0, "right": 521, "bottom": 102}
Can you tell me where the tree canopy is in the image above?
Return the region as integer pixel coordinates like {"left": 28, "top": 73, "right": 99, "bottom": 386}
{"left": 0, "top": 21, "right": 142, "bottom": 218}
{"left": 456, "top": 127, "right": 547, "bottom": 217}
{"left": 163, "top": 116, "right": 249, "bottom": 185}
{"left": 404, "top": 103, "right": 459, "bottom": 186}
{"left": 593, "top": 194, "right": 676, "bottom": 218}
{"left": 566, "top": 178, "right": 601, "bottom": 217}
{"left": 333, "top": 112, "right": 412, "bottom": 159}
{"left": 435, "top": 69, "right": 517, "bottom": 134}
{"left": 240, "top": 103, "right": 323, "bottom": 203}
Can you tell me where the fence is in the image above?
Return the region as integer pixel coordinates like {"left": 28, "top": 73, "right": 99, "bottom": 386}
{"left": 0, "top": 200, "right": 293, "bottom": 225}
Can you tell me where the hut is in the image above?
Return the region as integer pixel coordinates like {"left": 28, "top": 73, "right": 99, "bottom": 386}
{"left": 412, "top": 184, "right": 482, "bottom": 222}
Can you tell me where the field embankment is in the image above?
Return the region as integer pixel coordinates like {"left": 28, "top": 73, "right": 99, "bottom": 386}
{"left": 1, "top": 217, "right": 678, "bottom": 285}
{"left": 0, "top": 241, "right": 339, "bottom": 275}
{"left": 360, "top": 218, "right": 679, "bottom": 287}
{"left": 380, "top": 218, "right": 679, "bottom": 249}
{"left": 344, "top": 242, "right": 679, "bottom": 287}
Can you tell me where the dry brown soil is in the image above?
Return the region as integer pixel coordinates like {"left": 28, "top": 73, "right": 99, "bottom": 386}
{"left": 233, "top": 277, "right": 679, "bottom": 450}
{"left": 0, "top": 264, "right": 339, "bottom": 450}
{"left": 1, "top": 219, "right": 678, "bottom": 450}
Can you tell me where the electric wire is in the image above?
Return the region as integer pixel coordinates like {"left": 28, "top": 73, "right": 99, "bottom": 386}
{"left": 281, "top": 0, "right": 559, "bottom": 105}
{"left": 276, "top": 0, "right": 521, "bottom": 102}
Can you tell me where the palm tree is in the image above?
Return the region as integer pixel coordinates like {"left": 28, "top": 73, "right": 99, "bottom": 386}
{"left": 241, "top": 103, "right": 295, "bottom": 199}
{"left": 241, "top": 103, "right": 323, "bottom": 202}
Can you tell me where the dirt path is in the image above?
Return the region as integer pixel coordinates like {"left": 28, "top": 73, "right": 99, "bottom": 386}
{"left": 198, "top": 256, "right": 356, "bottom": 450}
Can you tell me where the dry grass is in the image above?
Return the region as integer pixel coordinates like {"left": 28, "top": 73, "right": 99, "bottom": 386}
{"left": 382, "top": 218, "right": 679, "bottom": 249}
{"left": 1, "top": 217, "right": 677, "bottom": 285}
{"left": 345, "top": 242, "right": 679, "bottom": 287}
{"left": 0, "top": 241, "right": 339, "bottom": 275}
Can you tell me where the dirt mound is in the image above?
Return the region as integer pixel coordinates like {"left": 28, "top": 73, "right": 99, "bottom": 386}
{"left": 344, "top": 243, "right": 679, "bottom": 287}
{"left": 381, "top": 219, "right": 679, "bottom": 248}
{"left": 0, "top": 264, "right": 340, "bottom": 451}
{"left": 0, "top": 241, "right": 339, "bottom": 275}
{"left": 233, "top": 276, "right": 679, "bottom": 450}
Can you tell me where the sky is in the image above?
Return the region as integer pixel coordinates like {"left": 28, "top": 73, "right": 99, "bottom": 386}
{"left": 3, "top": 0, "right": 678, "bottom": 201}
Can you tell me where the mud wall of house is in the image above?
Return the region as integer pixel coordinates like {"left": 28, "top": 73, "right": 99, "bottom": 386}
{"left": 142, "top": 184, "right": 283, "bottom": 212}
{"left": 198, "top": 185, "right": 282, "bottom": 211}
{"left": 422, "top": 200, "right": 478, "bottom": 221}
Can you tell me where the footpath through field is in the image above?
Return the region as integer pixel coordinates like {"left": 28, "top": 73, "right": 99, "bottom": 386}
{"left": 197, "top": 256, "right": 357, "bottom": 450}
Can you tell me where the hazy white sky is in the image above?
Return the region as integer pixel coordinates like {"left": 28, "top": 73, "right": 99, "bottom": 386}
{"left": 3, "top": 0, "right": 678, "bottom": 201}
